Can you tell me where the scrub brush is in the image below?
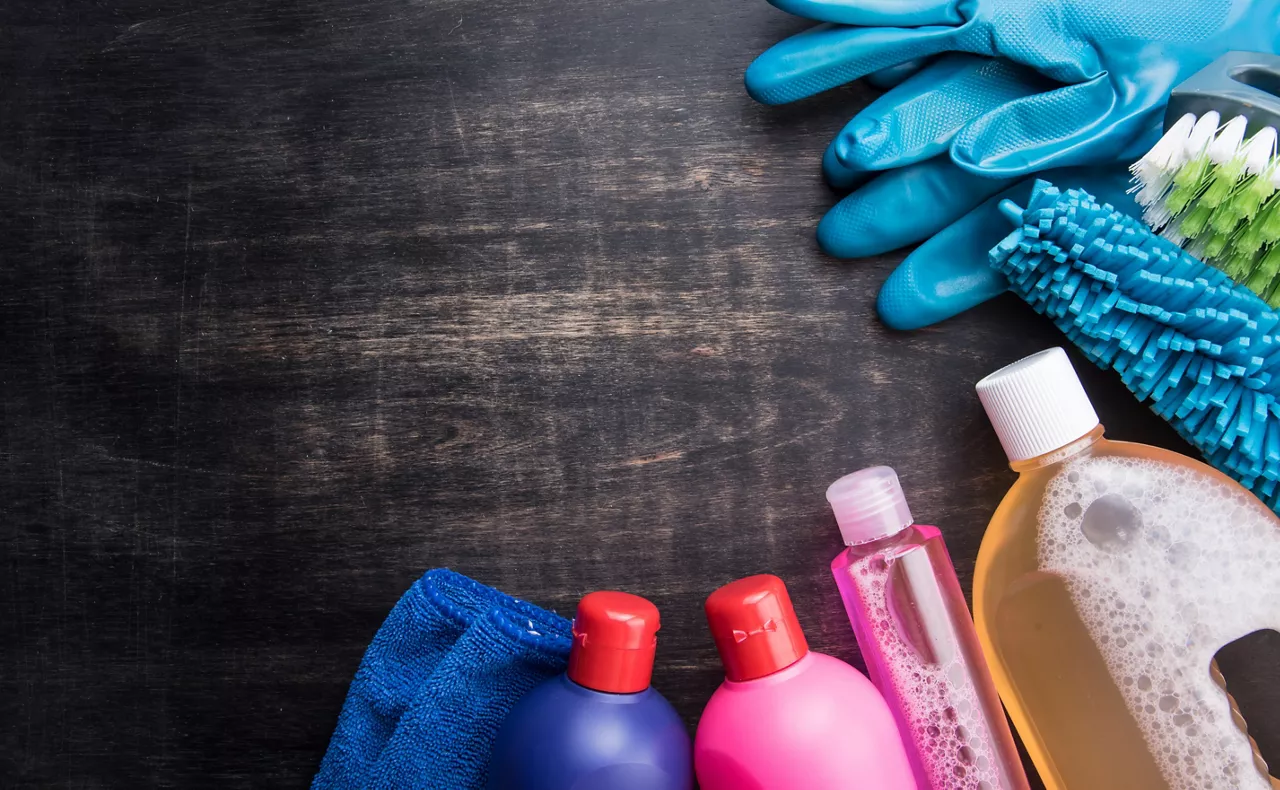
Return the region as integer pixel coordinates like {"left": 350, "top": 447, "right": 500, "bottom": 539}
{"left": 1130, "top": 52, "right": 1280, "bottom": 305}
{"left": 991, "top": 180, "right": 1280, "bottom": 511}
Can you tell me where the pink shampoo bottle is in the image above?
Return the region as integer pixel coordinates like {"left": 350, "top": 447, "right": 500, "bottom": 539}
{"left": 827, "top": 466, "right": 1028, "bottom": 790}
{"left": 693, "top": 574, "right": 916, "bottom": 790}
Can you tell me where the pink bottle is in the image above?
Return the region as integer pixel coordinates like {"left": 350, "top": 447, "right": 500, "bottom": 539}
{"left": 694, "top": 574, "right": 916, "bottom": 790}
{"left": 827, "top": 466, "right": 1028, "bottom": 790}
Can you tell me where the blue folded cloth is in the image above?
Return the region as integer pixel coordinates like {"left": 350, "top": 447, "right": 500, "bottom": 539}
{"left": 313, "top": 569, "right": 573, "bottom": 790}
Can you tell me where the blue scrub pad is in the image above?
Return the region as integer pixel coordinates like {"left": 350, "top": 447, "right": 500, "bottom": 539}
{"left": 990, "top": 181, "right": 1280, "bottom": 510}
{"left": 313, "top": 569, "right": 572, "bottom": 790}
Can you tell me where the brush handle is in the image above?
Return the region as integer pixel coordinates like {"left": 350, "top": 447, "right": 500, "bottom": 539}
{"left": 1168, "top": 51, "right": 1280, "bottom": 135}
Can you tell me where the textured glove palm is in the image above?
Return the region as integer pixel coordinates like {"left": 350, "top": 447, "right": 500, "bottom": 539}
{"left": 746, "top": 0, "right": 1280, "bottom": 328}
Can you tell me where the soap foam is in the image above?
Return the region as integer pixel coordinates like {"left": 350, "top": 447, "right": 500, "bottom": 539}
{"left": 847, "top": 553, "right": 1004, "bottom": 790}
{"left": 1037, "top": 456, "right": 1280, "bottom": 789}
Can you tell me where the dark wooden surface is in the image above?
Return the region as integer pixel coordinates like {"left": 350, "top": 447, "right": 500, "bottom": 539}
{"left": 5, "top": 2, "right": 1280, "bottom": 788}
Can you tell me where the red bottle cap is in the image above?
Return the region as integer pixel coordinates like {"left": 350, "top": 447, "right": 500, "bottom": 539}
{"left": 704, "top": 574, "right": 809, "bottom": 682}
{"left": 566, "top": 591, "right": 660, "bottom": 694}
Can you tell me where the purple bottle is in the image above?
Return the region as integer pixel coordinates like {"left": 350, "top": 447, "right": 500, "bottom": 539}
{"left": 827, "top": 466, "right": 1029, "bottom": 790}
{"left": 487, "top": 591, "right": 693, "bottom": 790}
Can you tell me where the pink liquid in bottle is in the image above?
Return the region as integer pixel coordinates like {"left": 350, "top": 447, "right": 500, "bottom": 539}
{"left": 827, "top": 466, "right": 1029, "bottom": 790}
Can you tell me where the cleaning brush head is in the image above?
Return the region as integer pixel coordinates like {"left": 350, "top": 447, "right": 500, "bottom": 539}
{"left": 1130, "top": 52, "right": 1280, "bottom": 306}
{"left": 992, "top": 181, "right": 1280, "bottom": 512}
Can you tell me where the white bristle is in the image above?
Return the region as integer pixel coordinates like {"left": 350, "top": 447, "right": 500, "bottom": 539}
{"left": 1208, "top": 116, "right": 1249, "bottom": 164}
{"left": 1144, "top": 204, "right": 1175, "bottom": 229}
{"left": 1151, "top": 114, "right": 1198, "bottom": 170}
{"left": 1187, "top": 111, "right": 1223, "bottom": 157}
{"left": 1130, "top": 114, "right": 1199, "bottom": 212}
{"left": 1130, "top": 177, "right": 1165, "bottom": 209}
{"left": 1244, "top": 127, "right": 1278, "bottom": 175}
{"left": 1133, "top": 186, "right": 1166, "bottom": 211}
{"left": 1135, "top": 182, "right": 1173, "bottom": 214}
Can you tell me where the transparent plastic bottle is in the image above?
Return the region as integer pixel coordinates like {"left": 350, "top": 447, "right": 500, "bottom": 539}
{"left": 828, "top": 466, "right": 1029, "bottom": 790}
{"left": 974, "top": 348, "right": 1280, "bottom": 790}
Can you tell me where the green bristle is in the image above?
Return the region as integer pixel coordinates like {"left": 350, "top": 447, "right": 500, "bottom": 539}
{"left": 1209, "top": 203, "right": 1247, "bottom": 237}
{"left": 1257, "top": 246, "right": 1280, "bottom": 307}
{"left": 1173, "top": 154, "right": 1214, "bottom": 191}
{"left": 1237, "top": 192, "right": 1280, "bottom": 255}
{"left": 1166, "top": 155, "right": 1219, "bottom": 221}
{"left": 1226, "top": 174, "right": 1277, "bottom": 221}
{"left": 1167, "top": 184, "right": 1201, "bottom": 217}
{"left": 1200, "top": 159, "right": 1247, "bottom": 208}
{"left": 1256, "top": 194, "right": 1280, "bottom": 243}
{"left": 1204, "top": 230, "right": 1233, "bottom": 262}
{"left": 1242, "top": 252, "right": 1271, "bottom": 293}
{"left": 1237, "top": 219, "right": 1270, "bottom": 255}
{"left": 1211, "top": 175, "right": 1276, "bottom": 240}
{"left": 1224, "top": 245, "right": 1258, "bottom": 280}
{"left": 1178, "top": 201, "right": 1215, "bottom": 240}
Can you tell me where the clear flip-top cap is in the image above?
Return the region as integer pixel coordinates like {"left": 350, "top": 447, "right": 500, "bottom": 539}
{"left": 826, "top": 466, "right": 914, "bottom": 545}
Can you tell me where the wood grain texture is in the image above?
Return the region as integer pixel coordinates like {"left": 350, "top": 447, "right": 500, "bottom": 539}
{"left": 3, "top": 2, "right": 1279, "bottom": 787}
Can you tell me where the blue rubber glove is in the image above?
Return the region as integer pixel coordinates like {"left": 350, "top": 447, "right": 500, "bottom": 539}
{"left": 745, "top": 0, "right": 1280, "bottom": 328}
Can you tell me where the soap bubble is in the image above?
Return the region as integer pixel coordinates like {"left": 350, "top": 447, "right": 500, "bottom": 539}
{"left": 1081, "top": 493, "right": 1142, "bottom": 551}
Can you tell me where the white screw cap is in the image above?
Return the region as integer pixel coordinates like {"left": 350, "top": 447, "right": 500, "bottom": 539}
{"left": 976, "top": 348, "right": 1100, "bottom": 463}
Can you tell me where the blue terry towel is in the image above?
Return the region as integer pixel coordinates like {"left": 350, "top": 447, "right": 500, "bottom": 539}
{"left": 313, "top": 569, "right": 572, "bottom": 790}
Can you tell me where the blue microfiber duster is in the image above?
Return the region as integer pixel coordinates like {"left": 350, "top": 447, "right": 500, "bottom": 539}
{"left": 313, "top": 569, "right": 572, "bottom": 790}
{"left": 990, "top": 180, "right": 1280, "bottom": 511}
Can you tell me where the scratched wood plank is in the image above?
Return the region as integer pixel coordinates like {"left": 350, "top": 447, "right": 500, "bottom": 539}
{"left": 3, "top": 1, "right": 1279, "bottom": 787}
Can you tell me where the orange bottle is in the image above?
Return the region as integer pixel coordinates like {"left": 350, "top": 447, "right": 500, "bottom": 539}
{"left": 973, "top": 348, "right": 1279, "bottom": 790}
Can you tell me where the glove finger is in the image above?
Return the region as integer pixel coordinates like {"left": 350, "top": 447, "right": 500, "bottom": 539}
{"left": 876, "top": 191, "right": 1014, "bottom": 330}
{"left": 823, "top": 137, "right": 873, "bottom": 191}
{"left": 865, "top": 58, "right": 930, "bottom": 90}
{"left": 951, "top": 76, "right": 1137, "bottom": 177}
{"left": 817, "top": 156, "right": 1014, "bottom": 258}
{"left": 824, "top": 57, "right": 1043, "bottom": 188}
{"left": 767, "top": 0, "right": 961, "bottom": 27}
{"left": 833, "top": 55, "right": 1054, "bottom": 172}
{"left": 746, "top": 23, "right": 960, "bottom": 105}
